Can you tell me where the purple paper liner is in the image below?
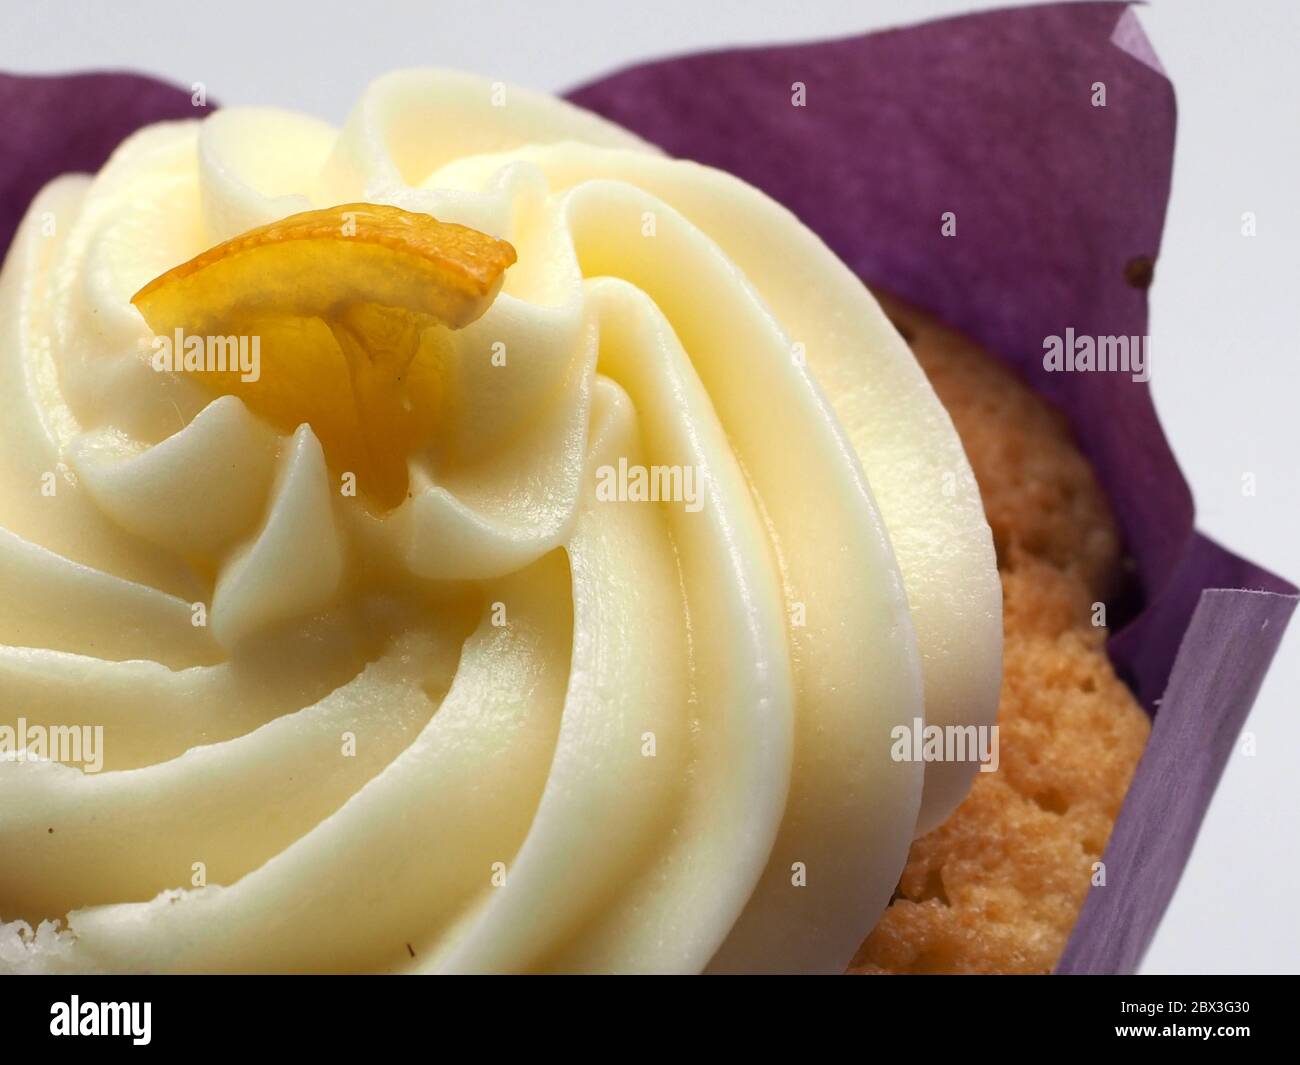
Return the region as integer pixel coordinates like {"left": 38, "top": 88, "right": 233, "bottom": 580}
{"left": 0, "top": 1, "right": 1294, "bottom": 975}
{"left": 1058, "top": 582, "right": 1294, "bottom": 974}
{"left": 0, "top": 71, "right": 214, "bottom": 256}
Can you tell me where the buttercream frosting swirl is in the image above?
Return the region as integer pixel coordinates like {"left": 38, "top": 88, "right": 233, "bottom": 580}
{"left": 0, "top": 70, "right": 1000, "bottom": 974}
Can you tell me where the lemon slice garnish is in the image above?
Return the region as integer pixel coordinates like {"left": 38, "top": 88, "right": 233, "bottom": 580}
{"left": 132, "top": 203, "right": 516, "bottom": 507}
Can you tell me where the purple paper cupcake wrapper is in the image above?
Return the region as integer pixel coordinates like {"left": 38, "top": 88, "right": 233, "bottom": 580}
{"left": 2, "top": 0, "right": 1293, "bottom": 974}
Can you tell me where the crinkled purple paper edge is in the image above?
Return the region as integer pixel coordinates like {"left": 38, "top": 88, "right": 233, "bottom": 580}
{"left": 0, "top": 2, "right": 1293, "bottom": 976}
{"left": 0, "top": 71, "right": 214, "bottom": 254}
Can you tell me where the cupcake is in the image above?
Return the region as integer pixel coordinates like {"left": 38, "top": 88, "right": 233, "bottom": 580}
{"left": 0, "top": 8, "right": 1292, "bottom": 975}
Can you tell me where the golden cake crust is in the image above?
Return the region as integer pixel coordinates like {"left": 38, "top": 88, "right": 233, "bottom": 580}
{"left": 849, "top": 294, "right": 1151, "bottom": 975}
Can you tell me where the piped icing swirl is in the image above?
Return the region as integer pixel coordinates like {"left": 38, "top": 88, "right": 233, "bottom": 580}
{"left": 0, "top": 70, "right": 1000, "bottom": 974}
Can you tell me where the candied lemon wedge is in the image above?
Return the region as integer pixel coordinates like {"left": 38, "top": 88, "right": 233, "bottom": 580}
{"left": 132, "top": 203, "right": 517, "bottom": 508}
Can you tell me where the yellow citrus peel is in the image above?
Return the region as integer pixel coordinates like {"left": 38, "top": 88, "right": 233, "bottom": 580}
{"left": 132, "top": 203, "right": 517, "bottom": 507}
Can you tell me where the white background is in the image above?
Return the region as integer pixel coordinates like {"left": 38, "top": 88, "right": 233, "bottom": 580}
{"left": 1, "top": 0, "right": 1295, "bottom": 975}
